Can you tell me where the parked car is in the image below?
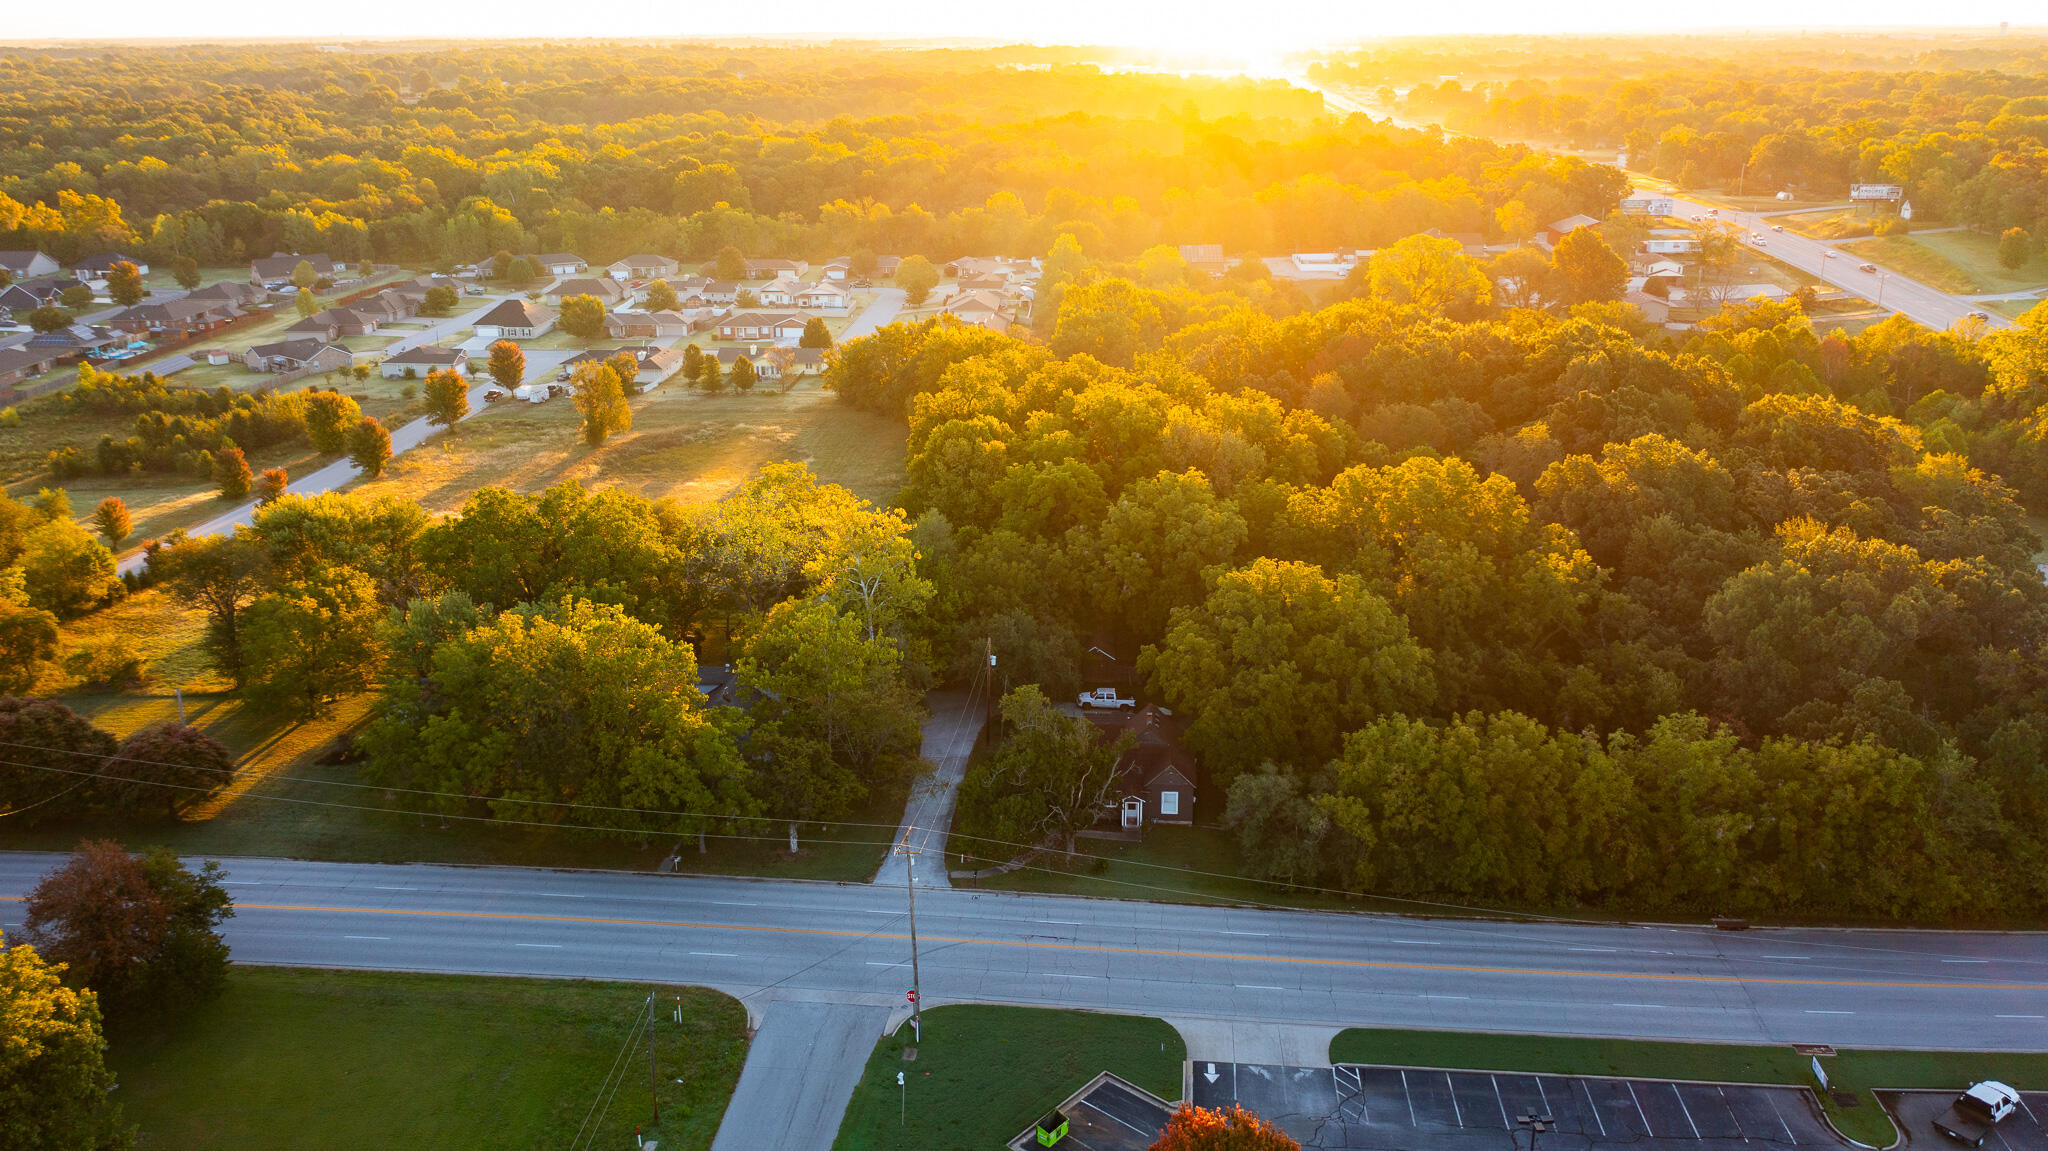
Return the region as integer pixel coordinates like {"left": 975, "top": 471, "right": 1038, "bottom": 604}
{"left": 1934, "top": 1082, "right": 2020, "bottom": 1147}
{"left": 1077, "top": 688, "right": 1137, "bottom": 710}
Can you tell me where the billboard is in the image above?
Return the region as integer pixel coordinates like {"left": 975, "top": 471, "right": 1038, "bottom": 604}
{"left": 1620, "top": 196, "right": 1675, "bottom": 215}
{"left": 1850, "top": 184, "right": 1904, "bottom": 200}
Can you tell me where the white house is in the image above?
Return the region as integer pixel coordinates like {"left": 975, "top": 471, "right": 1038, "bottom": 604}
{"left": 537, "top": 253, "right": 588, "bottom": 276}
{"left": 381, "top": 345, "right": 469, "bottom": 378}
{"left": 607, "top": 254, "right": 680, "bottom": 281}
{"left": 795, "top": 282, "right": 850, "bottom": 310}
{"left": 0, "top": 250, "right": 61, "bottom": 280}
{"left": 758, "top": 273, "right": 804, "bottom": 307}
{"left": 717, "top": 311, "right": 810, "bottom": 342}
{"left": 472, "top": 298, "right": 557, "bottom": 340}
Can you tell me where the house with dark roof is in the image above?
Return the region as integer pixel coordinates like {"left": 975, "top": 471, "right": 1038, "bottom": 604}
{"left": 1084, "top": 704, "right": 1197, "bottom": 831}
{"left": 791, "top": 346, "right": 827, "bottom": 375}
{"left": 713, "top": 346, "right": 783, "bottom": 381}
{"left": 380, "top": 345, "right": 468, "bottom": 378}
{"left": 250, "top": 252, "right": 337, "bottom": 285}
{"left": 716, "top": 311, "right": 809, "bottom": 342}
{"left": 289, "top": 307, "right": 380, "bottom": 338}
{"left": 546, "top": 277, "right": 628, "bottom": 307}
{"left": 244, "top": 338, "right": 351, "bottom": 374}
{"left": 74, "top": 253, "right": 149, "bottom": 279}
{"left": 4, "top": 278, "right": 85, "bottom": 308}
{"left": 188, "top": 280, "right": 270, "bottom": 307}
{"left": 702, "top": 281, "right": 740, "bottom": 304}
{"left": 743, "top": 257, "right": 808, "bottom": 279}
{"left": 795, "top": 282, "right": 850, "bottom": 310}
{"left": 106, "top": 298, "right": 242, "bottom": 336}
{"left": 473, "top": 299, "right": 557, "bottom": 340}
{"left": 0, "top": 284, "right": 49, "bottom": 315}
{"left": 27, "top": 324, "right": 123, "bottom": 360}
{"left": 537, "top": 254, "right": 588, "bottom": 276}
{"left": 946, "top": 289, "right": 1011, "bottom": 333}
{"left": 606, "top": 254, "right": 680, "bottom": 281}
{"left": 607, "top": 310, "right": 695, "bottom": 340}
{"left": 0, "top": 251, "right": 60, "bottom": 280}
{"left": 1544, "top": 214, "right": 1602, "bottom": 248}
{"left": 0, "top": 346, "right": 59, "bottom": 388}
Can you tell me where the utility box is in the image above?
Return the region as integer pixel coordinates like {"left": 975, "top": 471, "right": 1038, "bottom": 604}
{"left": 1035, "top": 1110, "right": 1070, "bottom": 1146}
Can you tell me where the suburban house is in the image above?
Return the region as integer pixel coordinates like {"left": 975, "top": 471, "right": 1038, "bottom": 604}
{"left": 0, "top": 284, "right": 55, "bottom": 314}
{"left": 472, "top": 298, "right": 558, "bottom": 340}
{"left": 714, "top": 346, "right": 783, "bottom": 381}
{"left": 557, "top": 345, "right": 687, "bottom": 388}
{"left": 351, "top": 288, "right": 421, "bottom": 325}
{"left": 702, "top": 281, "right": 741, "bottom": 304}
{"left": 1544, "top": 214, "right": 1602, "bottom": 247}
{"left": 106, "top": 298, "right": 243, "bottom": 336}
{"left": 1283, "top": 251, "right": 1361, "bottom": 278}
{"left": 1641, "top": 236, "right": 1702, "bottom": 255}
{"left": 546, "top": 277, "right": 629, "bottom": 306}
{"left": 0, "top": 346, "right": 58, "bottom": 388}
{"left": 26, "top": 324, "right": 122, "bottom": 360}
{"left": 872, "top": 255, "right": 903, "bottom": 277}
{"left": 716, "top": 311, "right": 809, "bottom": 342}
{"left": 188, "top": 280, "right": 270, "bottom": 307}
{"left": 945, "top": 256, "right": 1012, "bottom": 281}
{"left": 289, "top": 307, "right": 380, "bottom": 338}
{"left": 607, "top": 254, "right": 680, "bottom": 281}
{"left": 795, "top": 281, "right": 850, "bottom": 310}
{"left": 0, "top": 251, "right": 61, "bottom": 280}
{"left": 791, "top": 346, "right": 827, "bottom": 375}
{"left": 743, "top": 257, "right": 808, "bottom": 279}
{"left": 380, "top": 345, "right": 468, "bottom": 378}
{"left": 607, "top": 310, "right": 696, "bottom": 340}
{"left": 1086, "top": 704, "right": 1198, "bottom": 831}
{"left": 244, "top": 338, "right": 351, "bottom": 374}
{"left": 1178, "top": 243, "right": 1230, "bottom": 275}
{"left": 821, "top": 258, "right": 852, "bottom": 281}
{"left": 250, "top": 252, "right": 338, "bottom": 285}
{"left": 537, "top": 253, "right": 589, "bottom": 276}
{"left": 756, "top": 273, "right": 804, "bottom": 306}
{"left": 2, "top": 278, "right": 86, "bottom": 308}
{"left": 74, "top": 253, "right": 149, "bottom": 279}
{"left": 946, "top": 289, "right": 1010, "bottom": 332}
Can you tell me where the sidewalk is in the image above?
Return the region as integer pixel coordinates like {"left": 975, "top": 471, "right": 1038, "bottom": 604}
{"left": 708, "top": 1000, "right": 891, "bottom": 1151}
{"left": 872, "top": 690, "right": 985, "bottom": 888}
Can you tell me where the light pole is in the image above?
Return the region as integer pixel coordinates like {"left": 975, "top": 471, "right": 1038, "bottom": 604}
{"left": 894, "top": 830, "right": 924, "bottom": 1044}
{"left": 1518, "top": 1112, "right": 1556, "bottom": 1151}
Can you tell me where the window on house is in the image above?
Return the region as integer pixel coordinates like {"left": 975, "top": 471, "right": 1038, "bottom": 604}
{"left": 1160, "top": 791, "right": 1179, "bottom": 816}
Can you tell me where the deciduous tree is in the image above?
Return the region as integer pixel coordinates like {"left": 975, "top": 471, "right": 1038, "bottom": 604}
{"left": 303, "top": 390, "right": 361, "bottom": 453}
{"left": 800, "top": 316, "right": 833, "bottom": 348}
{"left": 559, "top": 293, "right": 606, "bottom": 340}
{"left": 104, "top": 261, "right": 143, "bottom": 307}
{"left": 212, "top": 446, "right": 251, "bottom": 500}
{"left": 643, "top": 279, "right": 680, "bottom": 311}
{"left": 571, "top": 359, "right": 633, "bottom": 446}
{"left": 1551, "top": 226, "right": 1629, "bottom": 304}
{"left": 348, "top": 416, "right": 392, "bottom": 476}
{"left": 171, "top": 255, "right": 200, "bottom": 289}
{"left": 239, "top": 567, "right": 384, "bottom": 717}
{"left": 0, "top": 929, "right": 130, "bottom": 1151}
{"left": 102, "top": 723, "right": 233, "bottom": 821}
{"left": 154, "top": 533, "right": 268, "bottom": 684}
{"left": 254, "top": 467, "right": 288, "bottom": 505}
{"left": 896, "top": 254, "right": 939, "bottom": 305}
{"left": 1151, "top": 1103, "right": 1300, "bottom": 1150}
{"left": 19, "top": 519, "right": 119, "bottom": 619}
{"left": 91, "top": 497, "right": 130, "bottom": 548}
{"left": 426, "top": 364, "right": 473, "bottom": 426}
{"left": 22, "top": 841, "right": 232, "bottom": 1021}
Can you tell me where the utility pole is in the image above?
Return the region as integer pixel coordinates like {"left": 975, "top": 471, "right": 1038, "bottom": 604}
{"left": 646, "top": 991, "right": 661, "bottom": 1126}
{"left": 984, "top": 637, "right": 996, "bottom": 725}
{"left": 894, "top": 830, "right": 924, "bottom": 1044}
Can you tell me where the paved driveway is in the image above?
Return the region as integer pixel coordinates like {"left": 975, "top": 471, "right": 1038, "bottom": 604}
{"left": 1884, "top": 1091, "right": 2048, "bottom": 1151}
{"left": 1194, "top": 1063, "right": 1848, "bottom": 1151}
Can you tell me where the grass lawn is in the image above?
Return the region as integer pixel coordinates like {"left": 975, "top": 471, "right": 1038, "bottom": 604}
{"left": 1330, "top": 1029, "right": 2048, "bottom": 1147}
{"left": 833, "top": 1006, "right": 1185, "bottom": 1151}
{"left": 1777, "top": 209, "right": 1878, "bottom": 240}
{"left": 347, "top": 376, "right": 906, "bottom": 513}
{"left": 109, "top": 968, "right": 747, "bottom": 1151}
{"left": 1837, "top": 233, "right": 2048, "bottom": 296}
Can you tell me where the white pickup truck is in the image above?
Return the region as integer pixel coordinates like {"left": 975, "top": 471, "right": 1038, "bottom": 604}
{"left": 1934, "top": 1082, "right": 2021, "bottom": 1147}
{"left": 1077, "top": 688, "right": 1136, "bottom": 710}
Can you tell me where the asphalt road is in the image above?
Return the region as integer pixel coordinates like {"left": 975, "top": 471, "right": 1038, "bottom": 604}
{"left": 3, "top": 853, "right": 2042, "bottom": 1051}
{"left": 1655, "top": 195, "right": 2015, "bottom": 333}
{"left": 873, "top": 689, "right": 985, "bottom": 888}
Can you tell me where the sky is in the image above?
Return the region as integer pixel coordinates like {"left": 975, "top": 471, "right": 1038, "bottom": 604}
{"left": 2, "top": 0, "right": 2038, "bottom": 55}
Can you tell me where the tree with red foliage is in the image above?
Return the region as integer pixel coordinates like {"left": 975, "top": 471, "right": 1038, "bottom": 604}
{"left": 1150, "top": 1104, "right": 1300, "bottom": 1150}
{"left": 22, "top": 840, "right": 233, "bottom": 1021}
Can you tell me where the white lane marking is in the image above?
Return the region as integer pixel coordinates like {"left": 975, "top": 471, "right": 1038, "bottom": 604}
{"left": 1570, "top": 947, "right": 1619, "bottom": 953}
{"left": 1218, "top": 930, "right": 1271, "bottom": 937}
{"left": 1389, "top": 939, "right": 1442, "bottom": 946}
{"left": 1996, "top": 1014, "right": 2045, "bottom": 1019}
{"left": 1421, "top": 994, "right": 1470, "bottom": 1000}
{"left": 1613, "top": 1003, "right": 1668, "bottom": 1009}
{"left": 222, "top": 880, "right": 262, "bottom": 885}
{"left": 1046, "top": 973, "right": 1103, "bottom": 979}
{"left": 1402, "top": 1070, "right": 1417, "bottom": 1125}
{"left": 1941, "top": 959, "right": 1989, "bottom": 964}
{"left": 689, "top": 952, "right": 737, "bottom": 958}
{"left": 344, "top": 935, "right": 389, "bottom": 940}
{"left": 1494, "top": 1074, "right": 1510, "bottom": 1129}
{"left": 1763, "top": 1088, "right": 1795, "bottom": 1142}
{"left": 1628, "top": 1081, "right": 1654, "bottom": 1136}
{"left": 1804, "top": 1010, "right": 1853, "bottom": 1015}
{"left": 710, "top": 901, "right": 760, "bottom": 907}
{"left": 514, "top": 943, "right": 563, "bottom": 949}
{"left": 537, "top": 893, "right": 585, "bottom": 899}
{"left": 866, "top": 961, "right": 908, "bottom": 968}
{"left": 1235, "top": 984, "right": 1285, "bottom": 991}
{"left": 1672, "top": 1083, "right": 1702, "bottom": 1140}
{"left": 1578, "top": 1077, "right": 1608, "bottom": 1137}
{"left": 373, "top": 886, "right": 418, "bottom": 891}
{"left": 1447, "top": 1071, "right": 1464, "bottom": 1128}
{"left": 1719, "top": 1086, "right": 1749, "bottom": 1144}
{"left": 1761, "top": 955, "right": 1810, "bottom": 960}
{"left": 1034, "top": 919, "right": 1083, "bottom": 925}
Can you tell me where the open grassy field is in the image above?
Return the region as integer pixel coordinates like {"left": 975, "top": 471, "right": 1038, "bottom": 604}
{"left": 1775, "top": 209, "right": 1878, "bottom": 240}
{"left": 1329, "top": 1028, "right": 2048, "bottom": 1147}
{"left": 109, "top": 968, "right": 748, "bottom": 1151}
{"left": 348, "top": 375, "right": 906, "bottom": 512}
{"left": 1838, "top": 233, "right": 2048, "bottom": 296}
{"left": 833, "top": 1006, "right": 1185, "bottom": 1151}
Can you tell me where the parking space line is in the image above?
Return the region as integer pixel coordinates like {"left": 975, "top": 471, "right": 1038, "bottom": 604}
{"left": 1720, "top": 1086, "right": 1749, "bottom": 1142}
{"left": 1495, "top": 1075, "right": 1511, "bottom": 1128}
{"left": 1578, "top": 1079, "right": 1607, "bottom": 1137}
{"left": 2016, "top": 1095, "right": 2040, "bottom": 1126}
{"left": 1628, "top": 1081, "right": 1655, "bottom": 1136}
{"left": 1448, "top": 1072, "right": 1464, "bottom": 1128}
{"left": 1402, "top": 1070, "right": 1417, "bottom": 1125}
{"left": 1537, "top": 1078, "right": 1551, "bottom": 1116}
{"left": 1763, "top": 1089, "right": 1796, "bottom": 1143}
{"left": 1673, "top": 1083, "right": 1702, "bottom": 1139}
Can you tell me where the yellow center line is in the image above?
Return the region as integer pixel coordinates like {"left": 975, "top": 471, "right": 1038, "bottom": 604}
{"left": 158, "top": 899, "right": 2045, "bottom": 993}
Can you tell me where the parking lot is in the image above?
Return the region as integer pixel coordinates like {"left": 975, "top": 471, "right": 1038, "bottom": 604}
{"left": 1883, "top": 1091, "right": 2048, "bottom": 1151}
{"left": 1191, "top": 1062, "right": 1849, "bottom": 1151}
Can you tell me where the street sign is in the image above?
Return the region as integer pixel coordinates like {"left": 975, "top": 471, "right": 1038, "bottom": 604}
{"left": 1812, "top": 1056, "right": 1830, "bottom": 1090}
{"left": 907, "top": 989, "right": 918, "bottom": 1003}
{"left": 1850, "top": 184, "right": 1903, "bottom": 200}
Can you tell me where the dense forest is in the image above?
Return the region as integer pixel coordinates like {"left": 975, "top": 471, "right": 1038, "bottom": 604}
{"left": 0, "top": 42, "right": 1621, "bottom": 268}
{"left": 1313, "top": 35, "right": 2048, "bottom": 239}
{"left": 833, "top": 234, "right": 2048, "bottom": 919}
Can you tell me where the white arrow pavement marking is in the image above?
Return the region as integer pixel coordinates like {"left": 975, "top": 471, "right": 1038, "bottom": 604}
{"left": 1204, "top": 1063, "right": 1219, "bottom": 1084}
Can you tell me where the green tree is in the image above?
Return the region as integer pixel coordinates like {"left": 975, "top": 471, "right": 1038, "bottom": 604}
{"left": 60, "top": 284, "right": 93, "bottom": 310}
{"left": 91, "top": 497, "right": 131, "bottom": 548}
{"left": 426, "top": 365, "right": 473, "bottom": 427}
{"left": 1495, "top": 200, "right": 1537, "bottom": 246}
{"left": 348, "top": 416, "right": 393, "bottom": 476}
{"left": 1086, "top": 468, "right": 1247, "bottom": 641}
{"left": 304, "top": 390, "right": 362, "bottom": 453}
{"left": 212, "top": 446, "right": 251, "bottom": 500}
{"left": 22, "top": 841, "right": 233, "bottom": 1022}
{"left": 19, "top": 519, "right": 119, "bottom": 619}
{"left": 559, "top": 293, "right": 606, "bottom": 340}
{"left": 170, "top": 255, "right": 200, "bottom": 290}
{"left": 291, "top": 259, "right": 317, "bottom": 292}
{"left": 0, "top": 929, "right": 130, "bottom": 1151}
{"left": 1998, "top": 227, "right": 2031, "bottom": 271}
{"left": 485, "top": 339, "right": 524, "bottom": 391}
{"left": 293, "top": 289, "right": 320, "bottom": 318}
{"left": 1551, "top": 226, "right": 1629, "bottom": 304}
{"left": 956, "top": 685, "right": 1132, "bottom": 854}
{"left": 1145, "top": 557, "right": 1435, "bottom": 781}
{"left": 240, "top": 567, "right": 384, "bottom": 717}
{"left": 712, "top": 245, "right": 747, "bottom": 282}
{"left": 359, "top": 599, "right": 755, "bottom": 832}
{"left": 28, "top": 306, "right": 71, "bottom": 333}
{"left": 154, "top": 533, "right": 269, "bottom": 684}
{"left": 1224, "top": 765, "right": 1332, "bottom": 887}
{"left": 571, "top": 359, "right": 633, "bottom": 446}
{"left": 800, "top": 316, "right": 833, "bottom": 348}
{"left": 896, "top": 254, "right": 939, "bottom": 306}
{"left": 0, "top": 598, "right": 60, "bottom": 695}
{"left": 1363, "top": 234, "right": 1493, "bottom": 319}
{"left": 1049, "top": 277, "right": 1173, "bottom": 366}
{"left": 103, "top": 261, "right": 144, "bottom": 307}
{"left": 103, "top": 722, "right": 233, "bottom": 821}
{"left": 421, "top": 283, "right": 458, "bottom": 316}
{"left": 727, "top": 354, "right": 757, "bottom": 394}
{"left": 644, "top": 279, "right": 680, "bottom": 311}
{"left": 490, "top": 248, "right": 515, "bottom": 280}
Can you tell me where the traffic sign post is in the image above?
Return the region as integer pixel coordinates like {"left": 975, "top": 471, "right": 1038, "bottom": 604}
{"left": 898, "top": 1070, "right": 906, "bottom": 1125}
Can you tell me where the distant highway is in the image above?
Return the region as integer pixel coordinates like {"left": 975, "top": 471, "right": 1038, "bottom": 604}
{"left": 4, "top": 853, "right": 2043, "bottom": 1052}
